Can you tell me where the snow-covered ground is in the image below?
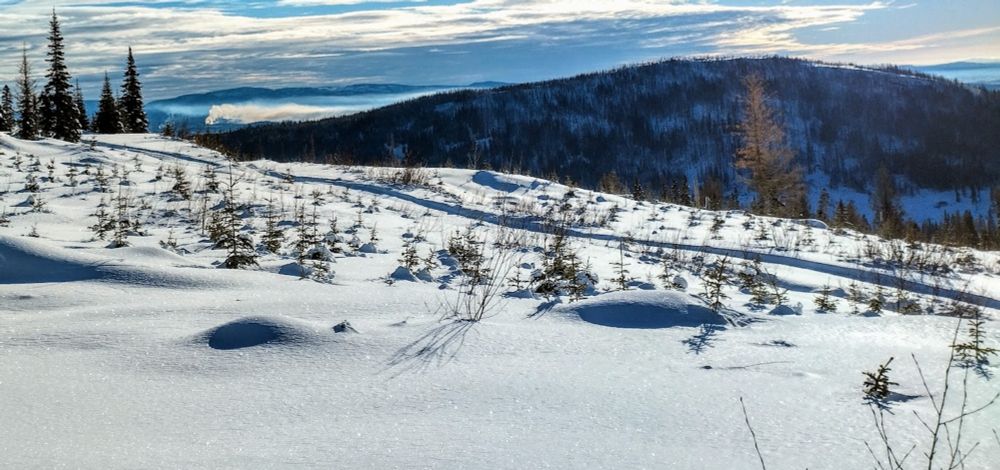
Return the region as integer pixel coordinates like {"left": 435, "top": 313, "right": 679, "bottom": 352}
{"left": 1, "top": 133, "right": 998, "bottom": 469}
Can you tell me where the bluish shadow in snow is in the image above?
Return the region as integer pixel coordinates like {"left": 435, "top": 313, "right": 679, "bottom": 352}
{"left": 387, "top": 320, "right": 476, "bottom": 376}
{"left": 208, "top": 321, "right": 284, "bottom": 350}
{"left": 683, "top": 324, "right": 726, "bottom": 354}
{"left": 556, "top": 291, "right": 727, "bottom": 329}
{"left": 579, "top": 302, "right": 724, "bottom": 329}
{"left": 0, "top": 236, "right": 103, "bottom": 284}
{"left": 199, "top": 316, "right": 317, "bottom": 350}
{"left": 865, "top": 391, "right": 922, "bottom": 411}
{"left": 471, "top": 171, "right": 541, "bottom": 193}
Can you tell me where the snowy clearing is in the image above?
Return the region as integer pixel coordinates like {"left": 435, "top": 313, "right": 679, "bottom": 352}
{"left": 1, "top": 133, "right": 998, "bottom": 469}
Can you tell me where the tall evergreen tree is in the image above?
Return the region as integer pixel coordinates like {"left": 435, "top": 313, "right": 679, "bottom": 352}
{"left": 73, "top": 80, "right": 88, "bottom": 131}
{"left": 0, "top": 85, "right": 14, "bottom": 132}
{"left": 36, "top": 90, "right": 52, "bottom": 136}
{"left": 42, "top": 10, "right": 80, "bottom": 142}
{"left": 15, "top": 45, "right": 39, "bottom": 140}
{"left": 118, "top": 47, "right": 147, "bottom": 133}
{"left": 93, "top": 73, "right": 122, "bottom": 134}
{"left": 872, "top": 166, "right": 904, "bottom": 238}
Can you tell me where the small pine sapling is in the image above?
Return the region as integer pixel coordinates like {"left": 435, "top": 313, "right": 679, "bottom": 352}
{"left": 217, "top": 176, "right": 258, "bottom": 269}
{"left": 813, "top": 284, "right": 838, "bottom": 313}
{"left": 91, "top": 197, "right": 113, "bottom": 240}
{"left": 422, "top": 248, "right": 439, "bottom": 272}
{"left": 202, "top": 165, "right": 219, "bottom": 193}
{"left": 847, "top": 280, "right": 866, "bottom": 315}
{"left": 610, "top": 236, "right": 632, "bottom": 291}
{"left": 109, "top": 186, "right": 132, "bottom": 248}
{"left": 325, "top": 216, "right": 342, "bottom": 253}
{"left": 868, "top": 286, "right": 885, "bottom": 315}
{"left": 66, "top": 166, "right": 78, "bottom": 188}
{"left": 93, "top": 165, "right": 109, "bottom": 193}
{"left": 862, "top": 357, "right": 898, "bottom": 401}
{"left": 24, "top": 172, "right": 40, "bottom": 192}
{"left": 261, "top": 198, "right": 285, "bottom": 254}
{"left": 710, "top": 214, "right": 725, "bottom": 239}
{"left": 953, "top": 304, "right": 998, "bottom": 366}
{"left": 160, "top": 229, "right": 179, "bottom": 251}
{"left": 170, "top": 165, "right": 192, "bottom": 200}
{"left": 46, "top": 159, "right": 57, "bottom": 182}
{"left": 765, "top": 270, "right": 789, "bottom": 307}
{"left": 701, "top": 256, "right": 730, "bottom": 312}
{"left": 399, "top": 239, "right": 420, "bottom": 270}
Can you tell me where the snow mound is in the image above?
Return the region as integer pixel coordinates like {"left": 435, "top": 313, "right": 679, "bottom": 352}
{"left": 390, "top": 266, "right": 418, "bottom": 282}
{"left": 556, "top": 290, "right": 726, "bottom": 329}
{"left": 770, "top": 304, "right": 802, "bottom": 316}
{"left": 106, "top": 246, "right": 206, "bottom": 268}
{"left": 471, "top": 171, "right": 543, "bottom": 193}
{"left": 0, "top": 236, "right": 104, "bottom": 284}
{"left": 0, "top": 235, "right": 223, "bottom": 288}
{"left": 199, "top": 316, "right": 325, "bottom": 350}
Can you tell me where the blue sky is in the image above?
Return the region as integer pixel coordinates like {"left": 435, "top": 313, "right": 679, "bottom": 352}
{"left": 0, "top": 0, "right": 998, "bottom": 99}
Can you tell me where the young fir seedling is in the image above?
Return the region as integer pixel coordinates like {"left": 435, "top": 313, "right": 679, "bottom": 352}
{"left": 813, "top": 284, "right": 838, "bottom": 313}
{"left": 862, "top": 357, "right": 898, "bottom": 401}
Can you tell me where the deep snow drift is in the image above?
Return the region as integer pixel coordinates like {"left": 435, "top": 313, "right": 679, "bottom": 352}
{"left": 555, "top": 290, "right": 728, "bottom": 329}
{"left": 0, "top": 133, "right": 998, "bottom": 469}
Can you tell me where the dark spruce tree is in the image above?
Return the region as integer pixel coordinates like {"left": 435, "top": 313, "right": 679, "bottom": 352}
{"left": 94, "top": 73, "right": 123, "bottom": 134}
{"left": 41, "top": 11, "right": 80, "bottom": 142}
{"left": 118, "top": 47, "right": 148, "bottom": 133}
{"left": 15, "top": 45, "right": 39, "bottom": 140}
{"left": 37, "top": 90, "right": 52, "bottom": 136}
{"left": 73, "top": 80, "right": 88, "bottom": 131}
{"left": 0, "top": 85, "right": 15, "bottom": 132}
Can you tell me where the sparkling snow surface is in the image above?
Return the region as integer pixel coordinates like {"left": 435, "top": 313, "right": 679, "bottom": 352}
{"left": 1, "top": 134, "right": 998, "bottom": 469}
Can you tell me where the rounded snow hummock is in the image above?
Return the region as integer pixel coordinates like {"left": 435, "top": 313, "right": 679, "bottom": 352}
{"left": 555, "top": 290, "right": 726, "bottom": 329}
{"left": 197, "top": 316, "right": 325, "bottom": 350}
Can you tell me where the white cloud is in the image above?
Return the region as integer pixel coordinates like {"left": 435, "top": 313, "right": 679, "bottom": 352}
{"left": 205, "top": 103, "right": 342, "bottom": 124}
{"left": 0, "top": 0, "right": 995, "bottom": 98}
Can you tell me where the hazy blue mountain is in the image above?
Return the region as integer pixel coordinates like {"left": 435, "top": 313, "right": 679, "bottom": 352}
{"left": 908, "top": 61, "right": 1000, "bottom": 90}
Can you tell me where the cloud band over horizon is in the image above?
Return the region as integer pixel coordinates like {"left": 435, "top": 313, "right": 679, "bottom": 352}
{"left": 0, "top": 0, "right": 997, "bottom": 99}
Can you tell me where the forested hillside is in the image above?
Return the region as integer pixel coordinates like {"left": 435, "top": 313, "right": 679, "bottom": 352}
{"left": 216, "top": 57, "right": 1000, "bottom": 200}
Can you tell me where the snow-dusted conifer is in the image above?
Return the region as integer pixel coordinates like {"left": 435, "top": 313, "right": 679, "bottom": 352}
{"left": 118, "top": 48, "right": 148, "bottom": 133}
{"left": 41, "top": 11, "right": 80, "bottom": 142}
{"left": 15, "top": 46, "right": 39, "bottom": 140}
{"left": 93, "top": 73, "right": 122, "bottom": 134}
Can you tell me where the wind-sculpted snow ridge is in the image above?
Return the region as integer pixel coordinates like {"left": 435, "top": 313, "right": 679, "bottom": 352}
{"left": 1, "top": 133, "right": 998, "bottom": 469}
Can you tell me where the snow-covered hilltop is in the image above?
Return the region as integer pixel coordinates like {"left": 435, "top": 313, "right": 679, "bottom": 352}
{"left": 216, "top": 57, "right": 1000, "bottom": 226}
{"left": 1, "top": 133, "right": 998, "bottom": 468}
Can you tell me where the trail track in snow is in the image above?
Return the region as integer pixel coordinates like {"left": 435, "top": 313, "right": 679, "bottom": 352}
{"left": 93, "top": 140, "right": 1000, "bottom": 310}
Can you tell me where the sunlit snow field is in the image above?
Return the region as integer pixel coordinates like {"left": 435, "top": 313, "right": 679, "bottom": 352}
{"left": 1, "top": 134, "right": 998, "bottom": 469}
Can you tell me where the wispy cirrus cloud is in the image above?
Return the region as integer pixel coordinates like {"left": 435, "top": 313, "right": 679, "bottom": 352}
{"left": 0, "top": 0, "right": 996, "bottom": 99}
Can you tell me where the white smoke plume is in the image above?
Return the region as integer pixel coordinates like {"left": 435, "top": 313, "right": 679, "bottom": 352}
{"left": 205, "top": 103, "right": 344, "bottom": 125}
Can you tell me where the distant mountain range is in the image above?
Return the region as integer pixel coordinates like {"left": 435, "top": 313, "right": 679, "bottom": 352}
{"left": 908, "top": 61, "right": 1000, "bottom": 90}
{"left": 212, "top": 57, "right": 1000, "bottom": 222}
{"left": 86, "top": 82, "right": 507, "bottom": 132}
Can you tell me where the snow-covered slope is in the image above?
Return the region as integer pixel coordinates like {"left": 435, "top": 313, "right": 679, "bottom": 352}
{"left": 1, "top": 133, "right": 998, "bottom": 469}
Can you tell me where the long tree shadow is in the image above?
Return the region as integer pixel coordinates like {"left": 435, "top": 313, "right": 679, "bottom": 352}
{"left": 387, "top": 320, "right": 477, "bottom": 376}
{"left": 683, "top": 324, "right": 726, "bottom": 354}
{"left": 957, "top": 359, "right": 995, "bottom": 381}
{"left": 864, "top": 391, "right": 922, "bottom": 412}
